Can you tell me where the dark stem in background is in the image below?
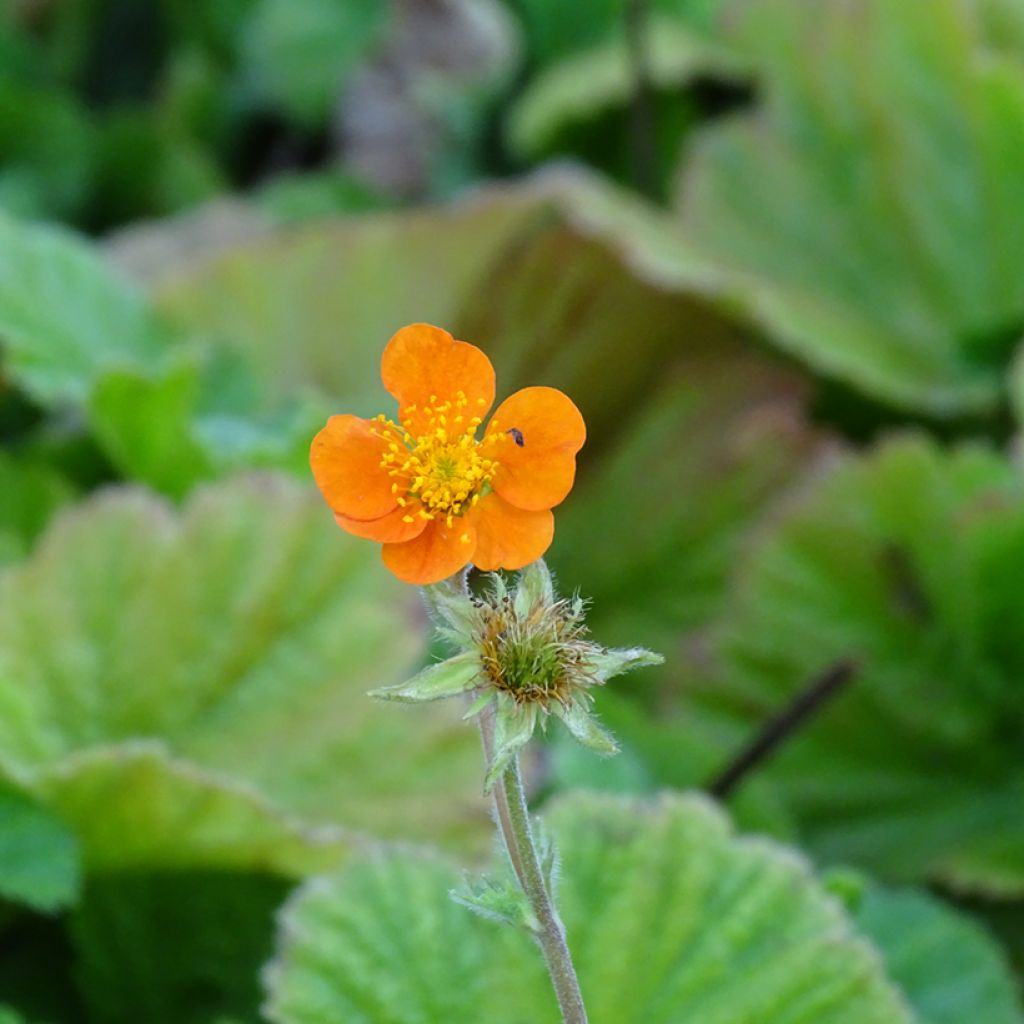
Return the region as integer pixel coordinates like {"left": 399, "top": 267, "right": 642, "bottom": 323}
{"left": 625, "top": 0, "right": 658, "bottom": 199}
{"left": 707, "top": 659, "right": 859, "bottom": 800}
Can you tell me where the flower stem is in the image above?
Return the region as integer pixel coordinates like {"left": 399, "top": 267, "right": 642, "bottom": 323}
{"left": 478, "top": 706, "right": 589, "bottom": 1024}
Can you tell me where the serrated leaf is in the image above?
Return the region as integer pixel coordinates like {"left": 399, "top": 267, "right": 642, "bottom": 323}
{"left": 31, "top": 744, "right": 349, "bottom": 877}
{"left": 0, "top": 475, "right": 487, "bottom": 867}
{"left": 0, "top": 782, "right": 79, "bottom": 912}
{"left": 846, "top": 884, "right": 1024, "bottom": 1024}
{"left": 680, "top": 0, "right": 1024, "bottom": 414}
{"left": 265, "top": 792, "right": 912, "bottom": 1023}
{"left": 686, "top": 435, "right": 1024, "bottom": 895}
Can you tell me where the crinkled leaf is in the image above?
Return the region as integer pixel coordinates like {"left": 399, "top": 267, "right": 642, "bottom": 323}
{"left": 0, "top": 475, "right": 486, "bottom": 863}
{"left": 150, "top": 171, "right": 720, "bottom": 447}
{"left": 841, "top": 883, "right": 1024, "bottom": 1024}
{"left": 688, "top": 435, "right": 1024, "bottom": 895}
{"left": 0, "top": 781, "right": 79, "bottom": 912}
{"left": 680, "top": 0, "right": 1024, "bottom": 414}
{"left": 30, "top": 744, "right": 349, "bottom": 877}
{"left": 265, "top": 791, "right": 911, "bottom": 1023}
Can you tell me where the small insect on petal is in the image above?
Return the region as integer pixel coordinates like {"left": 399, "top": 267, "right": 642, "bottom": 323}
{"left": 507, "top": 427, "right": 525, "bottom": 447}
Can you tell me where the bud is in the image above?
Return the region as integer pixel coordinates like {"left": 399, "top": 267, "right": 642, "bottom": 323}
{"left": 370, "top": 560, "right": 663, "bottom": 791}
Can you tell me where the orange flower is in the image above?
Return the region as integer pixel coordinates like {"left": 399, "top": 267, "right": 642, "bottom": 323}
{"left": 310, "top": 323, "right": 586, "bottom": 585}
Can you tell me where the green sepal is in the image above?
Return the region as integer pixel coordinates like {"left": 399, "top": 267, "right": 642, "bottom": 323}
{"left": 368, "top": 652, "right": 482, "bottom": 703}
{"left": 554, "top": 699, "right": 620, "bottom": 756}
{"left": 450, "top": 873, "right": 540, "bottom": 933}
{"left": 420, "top": 573, "right": 478, "bottom": 641}
{"left": 484, "top": 696, "right": 539, "bottom": 793}
{"left": 462, "top": 691, "right": 496, "bottom": 721}
{"left": 589, "top": 646, "right": 664, "bottom": 682}
{"left": 513, "top": 560, "right": 555, "bottom": 618}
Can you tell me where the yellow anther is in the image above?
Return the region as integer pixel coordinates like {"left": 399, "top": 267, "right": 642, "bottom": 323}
{"left": 402, "top": 515, "right": 415, "bottom": 524}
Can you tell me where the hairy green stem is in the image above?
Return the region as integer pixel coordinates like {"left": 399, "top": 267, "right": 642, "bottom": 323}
{"left": 478, "top": 707, "right": 589, "bottom": 1024}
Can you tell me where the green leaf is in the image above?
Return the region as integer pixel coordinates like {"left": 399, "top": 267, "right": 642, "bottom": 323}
{"left": 239, "top": 0, "right": 387, "bottom": 126}
{"left": 30, "top": 744, "right": 349, "bottom": 876}
{"left": 0, "top": 475, "right": 487, "bottom": 865}
{"left": 149, "top": 172, "right": 718, "bottom": 447}
{"left": 0, "top": 453, "right": 73, "bottom": 566}
{"left": 265, "top": 791, "right": 912, "bottom": 1023}
{"left": 70, "top": 871, "right": 291, "bottom": 1024}
{"left": 0, "top": 82, "right": 95, "bottom": 222}
{"left": 842, "top": 883, "right": 1024, "bottom": 1024}
{"left": 513, "top": 0, "right": 726, "bottom": 66}
{"left": 679, "top": 0, "right": 1024, "bottom": 414}
{"left": 89, "top": 353, "right": 216, "bottom": 499}
{"left": 0, "top": 782, "right": 79, "bottom": 912}
{"left": 686, "top": 435, "right": 1024, "bottom": 895}
{"left": 508, "top": 14, "right": 741, "bottom": 158}
{"left": 0, "top": 214, "right": 168, "bottom": 406}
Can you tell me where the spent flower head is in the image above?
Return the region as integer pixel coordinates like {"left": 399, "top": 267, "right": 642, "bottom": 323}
{"left": 310, "top": 323, "right": 585, "bottom": 584}
{"left": 371, "top": 561, "right": 663, "bottom": 790}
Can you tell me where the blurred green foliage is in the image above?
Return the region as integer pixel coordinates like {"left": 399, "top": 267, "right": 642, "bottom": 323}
{"left": 1, "top": 0, "right": 1024, "bottom": 1020}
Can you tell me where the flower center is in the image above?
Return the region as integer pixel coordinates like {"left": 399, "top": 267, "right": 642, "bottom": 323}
{"left": 373, "top": 390, "right": 504, "bottom": 526}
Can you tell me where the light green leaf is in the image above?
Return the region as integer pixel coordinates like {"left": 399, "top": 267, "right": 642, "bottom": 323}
{"left": 0, "top": 475, "right": 487, "bottom": 865}
{"left": 0, "top": 782, "right": 79, "bottom": 912}
{"left": 265, "top": 791, "right": 912, "bottom": 1023}
{"left": 686, "top": 435, "right": 1024, "bottom": 895}
{"left": 843, "top": 884, "right": 1024, "bottom": 1024}
{"left": 0, "top": 214, "right": 168, "bottom": 405}
{"left": 30, "top": 744, "right": 349, "bottom": 877}
{"left": 89, "top": 353, "right": 216, "bottom": 499}
{"left": 680, "top": 0, "right": 1024, "bottom": 414}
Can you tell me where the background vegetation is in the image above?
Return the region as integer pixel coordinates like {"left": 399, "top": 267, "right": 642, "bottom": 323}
{"left": 1, "top": 0, "right": 1023, "bottom": 1021}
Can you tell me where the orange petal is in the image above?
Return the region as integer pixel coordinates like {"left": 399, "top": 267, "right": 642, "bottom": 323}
{"left": 471, "top": 493, "right": 554, "bottom": 572}
{"left": 486, "top": 387, "right": 586, "bottom": 512}
{"left": 335, "top": 503, "right": 429, "bottom": 544}
{"left": 381, "top": 323, "right": 496, "bottom": 434}
{"left": 311, "top": 415, "right": 401, "bottom": 521}
{"left": 381, "top": 517, "right": 478, "bottom": 585}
